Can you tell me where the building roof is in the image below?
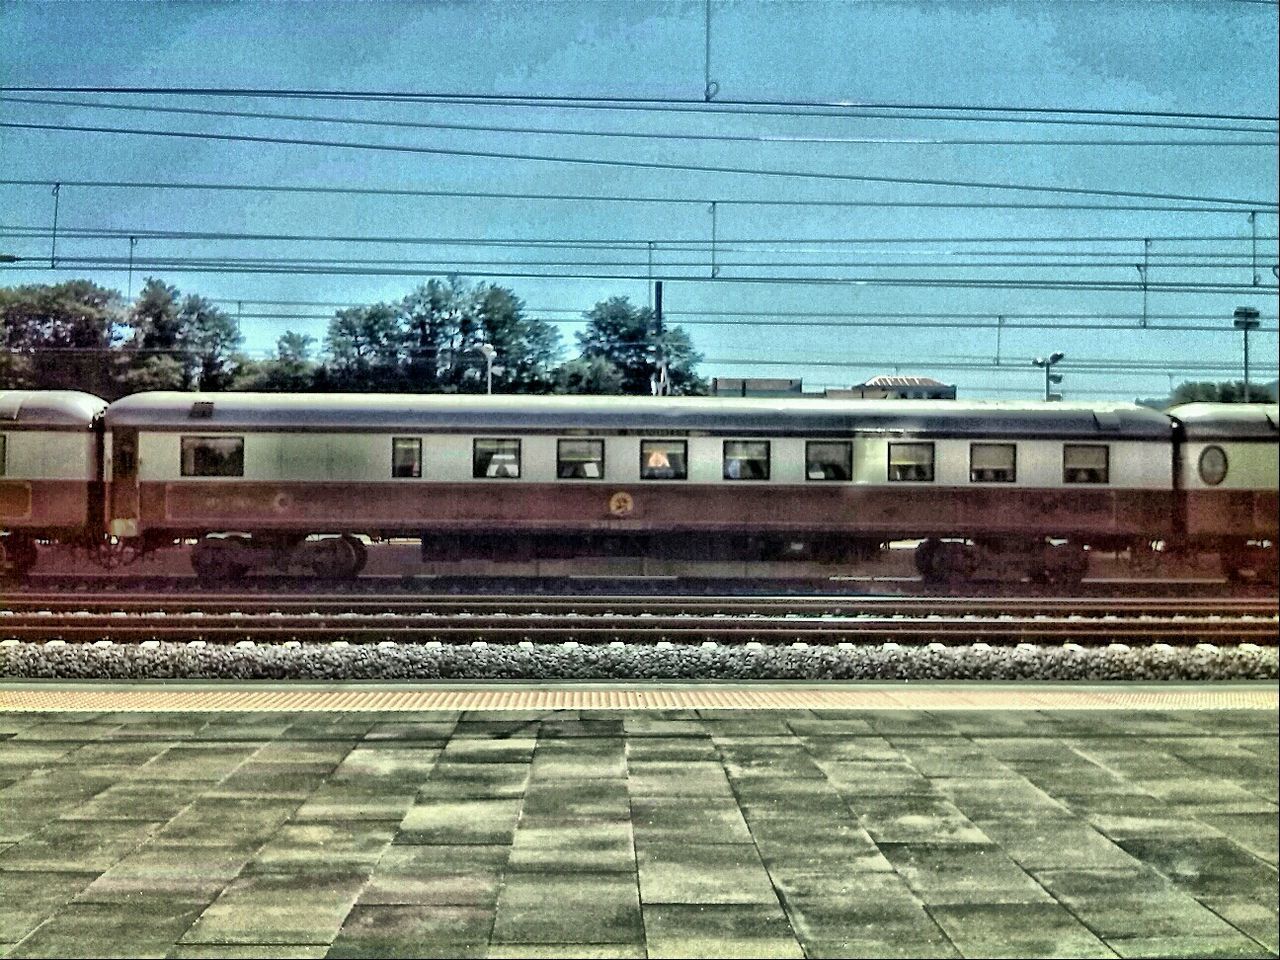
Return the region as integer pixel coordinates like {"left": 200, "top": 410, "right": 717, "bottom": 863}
{"left": 0, "top": 390, "right": 108, "bottom": 428}
{"left": 860, "top": 376, "right": 951, "bottom": 388}
{"left": 105, "top": 391, "right": 1174, "bottom": 439}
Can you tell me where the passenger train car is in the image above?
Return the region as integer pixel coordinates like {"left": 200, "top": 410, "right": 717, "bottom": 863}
{"left": 0, "top": 390, "right": 108, "bottom": 576}
{"left": 2, "top": 389, "right": 1276, "bottom": 584}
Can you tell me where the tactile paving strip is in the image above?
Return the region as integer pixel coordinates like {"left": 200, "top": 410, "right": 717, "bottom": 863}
{"left": 0, "top": 683, "right": 1275, "bottom": 712}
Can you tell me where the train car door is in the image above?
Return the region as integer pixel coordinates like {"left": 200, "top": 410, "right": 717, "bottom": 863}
{"left": 109, "top": 427, "right": 140, "bottom": 537}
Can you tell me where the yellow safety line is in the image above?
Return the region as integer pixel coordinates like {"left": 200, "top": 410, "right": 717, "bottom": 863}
{"left": 0, "top": 684, "right": 1275, "bottom": 713}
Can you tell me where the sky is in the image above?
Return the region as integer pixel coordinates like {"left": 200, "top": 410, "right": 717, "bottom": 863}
{"left": 2, "top": 0, "right": 1278, "bottom": 400}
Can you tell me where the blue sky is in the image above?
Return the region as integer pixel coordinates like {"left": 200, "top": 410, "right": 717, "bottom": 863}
{"left": 2, "top": 0, "right": 1277, "bottom": 399}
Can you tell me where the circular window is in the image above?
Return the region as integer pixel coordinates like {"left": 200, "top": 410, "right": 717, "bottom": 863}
{"left": 1198, "top": 446, "right": 1228, "bottom": 486}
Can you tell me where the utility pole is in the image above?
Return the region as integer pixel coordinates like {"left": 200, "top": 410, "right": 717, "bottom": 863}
{"left": 651, "top": 281, "right": 669, "bottom": 396}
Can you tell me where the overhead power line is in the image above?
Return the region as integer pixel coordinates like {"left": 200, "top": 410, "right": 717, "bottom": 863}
{"left": 6, "top": 256, "right": 1276, "bottom": 293}
{"left": 4, "top": 85, "right": 1276, "bottom": 130}
{"left": 3, "top": 178, "right": 1269, "bottom": 213}
{"left": 4, "top": 249, "right": 1266, "bottom": 270}
{"left": 3, "top": 120, "right": 1273, "bottom": 208}
{"left": 4, "top": 223, "right": 1276, "bottom": 255}
{"left": 16, "top": 344, "right": 1271, "bottom": 379}
{"left": 5, "top": 95, "right": 1273, "bottom": 149}
{"left": 218, "top": 310, "right": 1278, "bottom": 335}
{"left": 203, "top": 299, "right": 1278, "bottom": 321}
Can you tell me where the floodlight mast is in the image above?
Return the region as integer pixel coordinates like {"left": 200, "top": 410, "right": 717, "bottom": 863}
{"left": 1232, "top": 307, "right": 1261, "bottom": 401}
{"left": 1032, "top": 352, "right": 1065, "bottom": 401}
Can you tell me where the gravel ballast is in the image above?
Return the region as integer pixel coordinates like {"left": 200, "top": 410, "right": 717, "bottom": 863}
{"left": 2, "top": 640, "right": 1274, "bottom": 681}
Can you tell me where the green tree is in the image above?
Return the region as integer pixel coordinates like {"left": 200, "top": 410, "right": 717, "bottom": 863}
{"left": 0, "top": 280, "right": 124, "bottom": 395}
{"left": 554, "top": 355, "right": 625, "bottom": 394}
{"left": 1169, "top": 380, "right": 1276, "bottom": 405}
{"left": 125, "top": 278, "right": 186, "bottom": 392}
{"left": 178, "top": 295, "right": 243, "bottom": 391}
{"left": 472, "top": 284, "right": 561, "bottom": 393}
{"left": 233, "top": 331, "right": 317, "bottom": 391}
{"left": 322, "top": 303, "right": 404, "bottom": 391}
{"left": 574, "top": 297, "right": 705, "bottom": 395}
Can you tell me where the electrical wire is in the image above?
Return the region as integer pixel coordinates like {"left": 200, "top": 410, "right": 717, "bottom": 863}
{"left": 2, "top": 177, "right": 1268, "bottom": 213}
{"left": 3, "top": 120, "right": 1273, "bottom": 208}
{"left": 7, "top": 256, "right": 1276, "bottom": 293}
{"left": 4, "top": 95, "right": 1273, "bottom": 149}
{"left": 5, "top": 225, "right": 1269, "bottom": 248}
{"left": 4, "top": 84, "right": 1276, "bottom": 129}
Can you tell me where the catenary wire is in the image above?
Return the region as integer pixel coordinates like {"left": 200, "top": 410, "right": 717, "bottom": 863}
{"left": 2, "top": 120, "right": 1273, "bottom": 208}
{"left": 1, "top": 177, "right": 1270, "bottom": 213}
{"left": 3, "top": 95, "right": 1273, "bottom": 148}
{"left": 4, "top": 84, "right": 1276, "bottom": 129}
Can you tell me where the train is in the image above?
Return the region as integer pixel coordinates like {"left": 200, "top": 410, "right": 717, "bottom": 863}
{"left": 0, "top": 389, "right": 1276, "bottom": 585}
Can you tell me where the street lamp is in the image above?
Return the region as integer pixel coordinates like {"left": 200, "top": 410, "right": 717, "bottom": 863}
{"left": 1032, "top": 352, "right": 1065, "bottom": 401}
{"left": 476, "top": 344, "right": 497, "bottom": 395}
{"left": 1232, "top": 306, "right": 1261, "bottom": 401}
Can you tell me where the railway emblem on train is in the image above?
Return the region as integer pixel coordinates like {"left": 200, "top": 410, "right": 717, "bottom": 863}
{"left": 608, "top": 491, "right": 635, "bottom": 517}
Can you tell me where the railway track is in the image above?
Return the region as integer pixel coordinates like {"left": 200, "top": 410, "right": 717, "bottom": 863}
{"left": 8, "top": 573, "right": 1273, "bottom": 599}
{"left": 1, "top": 595, "right": 1274, "bottom": 645}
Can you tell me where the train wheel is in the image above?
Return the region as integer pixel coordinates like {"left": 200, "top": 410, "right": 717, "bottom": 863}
{"left": 1043, "top": 542, "right": 1088, "bottom": 587}
{"left": 1, "top": 535, "right": 38, "bottom": 578}
{"left": 914, "top": 539, "right": 943, "bottom": 581}
{"left": 191, "top": 539, "right": 247, "bottom": 585}
{"left": 311, "top": 536, "right": 361, "bottom": 580}
{"left": 342, "top": 535, "right": 369, "bottom": 576}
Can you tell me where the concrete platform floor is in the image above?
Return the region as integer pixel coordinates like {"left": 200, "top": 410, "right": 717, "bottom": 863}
{"left": 0, "top": 688, "right": 1276, "bottom": 958}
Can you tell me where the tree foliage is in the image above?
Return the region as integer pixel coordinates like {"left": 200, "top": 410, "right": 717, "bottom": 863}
{"left": 571, "top": 297, "right": 706, "bottom": 395}
{"left": 0, "top": 280, "right": 123, "bottom": 395}
{"left": 1169, "top": 380, "right": 1277, "bottom": 405}
{"left": 0, "top": 278, "right": 704, "bottom": 398}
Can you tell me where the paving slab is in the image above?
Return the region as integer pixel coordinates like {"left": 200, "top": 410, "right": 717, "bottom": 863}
{"left": 642, "top": 903, "right": 805, "bottom": 959}
{"left": 492, "top": 873, "right": 642, "bottom": 945}
{"left": 0, "top": 689, "right": 1275, "bottom": 959}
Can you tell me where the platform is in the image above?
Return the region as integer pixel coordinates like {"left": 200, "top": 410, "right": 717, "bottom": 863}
{"left": 1, "top": 682, "right": 1276, "bottom": 958}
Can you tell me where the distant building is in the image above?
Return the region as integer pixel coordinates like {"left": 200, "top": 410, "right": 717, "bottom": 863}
{"left": 710, "top": 375, "right": 956, "bottom": 400}
{"left": 828, "top": 376, "right": 957, "bottom": 400}
{"left": 711, "top": 377, "right": 805, "bottom": 398}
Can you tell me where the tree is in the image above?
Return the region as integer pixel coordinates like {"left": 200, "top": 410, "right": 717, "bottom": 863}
{"left": 573, "top": 297, "right": 706, "bottom": 395}
{"left": 233, "top": 331, "right": 317, "bottom": 391}
{"left": 554, "top": 355, "right": 625, "bottom": 395}
{"left": 0, "top": 280, "right": 124, "bottom": 395}
{"left": 1169, "top": 380, "right": 1277, "bottom": 405}
{"left": 322, "top": 303, "right": 404, "bottom": 391}
{"left": 124, "top": 278, "right": 186, "bottom": 392}
{"left": 472, "top": 283, "right": 561, "bottom": 393}
{"left": 178, "top": 295, "right": 243, "bottom": 391}
{"left": 400, "top": 278, "right": 466, "bottom": 391}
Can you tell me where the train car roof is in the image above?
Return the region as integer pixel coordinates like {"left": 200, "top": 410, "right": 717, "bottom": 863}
{"left": 1168, "top": 402, "right": 1280, "bottom": 440}
{"left": 105, "top": 392, "right": 1174, "bottom": 439}
{"left": 0, "top": 390, "right": 107, "bottom": 427}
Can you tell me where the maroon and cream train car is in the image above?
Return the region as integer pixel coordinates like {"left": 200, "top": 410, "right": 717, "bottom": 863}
{"left": 0, "top": 390, "right": 108, "bottom": 575}
{"left": 104, "top": 391, "right": 1176, "bottom": 582}
{"left": 1169, "top": 402, "right": 1279, "bottom": 582}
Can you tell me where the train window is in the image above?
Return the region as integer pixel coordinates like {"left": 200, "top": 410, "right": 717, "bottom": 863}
{"left": 1063, "top": 444, "right": 1109, "bottom": 484}
{"left": 181, "top": 436, "right": 244, "bottom": 477}
{"left": 888, "top": 442, "right": 935, "bottom": 482}
{"left": 806, "top": 441, "right": 852, "bottom": 481}
{"left": 970, "top": 443, "right": 1016, "bottom": 483}
{"left": 1198, "top": 445, "right": 1228, "bottom": 486}
{"left": 640, "top": 439, "right": 688, "bottom": 480}
{"left": 558, "top": 439, "right": 605, "bottom": 479}
{"left": 473, "top": 438, "right": 521, "bottom": 479}
{"left": 392, "top": 437, "right": 422, "bottom": 478}
{"left": 723, "top": 441, "right": 770, "bottom": 480}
